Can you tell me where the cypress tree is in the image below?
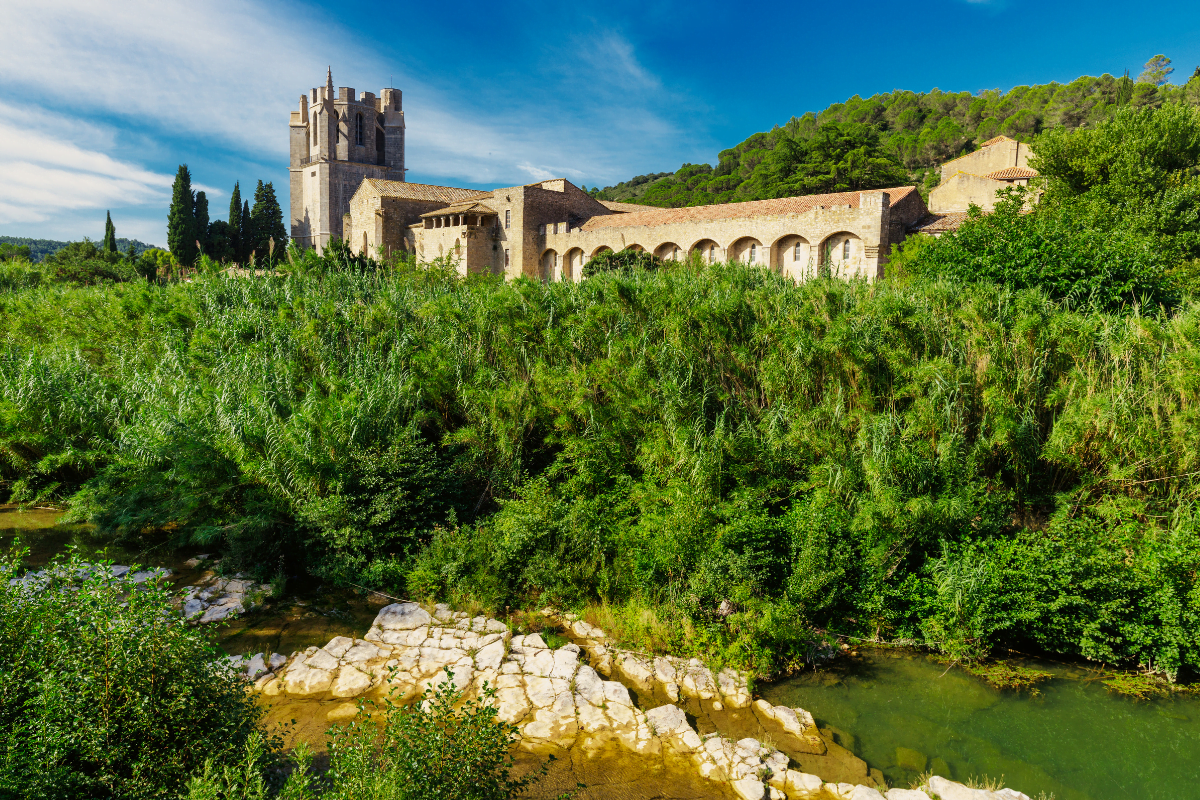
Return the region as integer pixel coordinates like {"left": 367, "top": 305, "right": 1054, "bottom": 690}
{"left": 241, "top": 200, "right": 251, "bottom": 263}
{"left": 193, "top": 191, "right": 210, "bottom": 255}
{"left": 167, "top": 164, "right": 197, "bottom": 265}
{"left": 248, "top": 180, "right": 288, "bottom": 261}
{"left": 228, "top": 182, "right": 242, "bottom": 263}
{"left": 102, "top": 211, "right": 117, "bottom": 256}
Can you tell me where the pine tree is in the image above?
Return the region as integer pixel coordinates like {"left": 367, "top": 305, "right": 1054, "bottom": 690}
{"left": 193, "top": 191, "right": 210, "bottom": 255}
{"left": 228, "top": 182, "right": 242, "bottom": 263}
{"left": 167, "top": 165, "right": 197, "bottom": 266}
{"left": 102, "top": 211, "right": 117, "bottom": 256}
{"left": 247, "top": 181, "right": 288, "bottom": 262}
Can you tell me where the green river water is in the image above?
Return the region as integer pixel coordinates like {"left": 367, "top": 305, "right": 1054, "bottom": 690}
{"left": 6, "top": 506, "right": 1200, "bottom": 799}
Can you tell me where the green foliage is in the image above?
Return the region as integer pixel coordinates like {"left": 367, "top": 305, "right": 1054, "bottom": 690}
{"left": 895, "top": 104, "right": 1200, "bottom": 309}
{"left": 195, "top": 191, "right": 211, "bottom": 255}
{"left": 247, "top": 181, "right": 287, "bottom": 262}
{"left": 38, "top": 239, "right": 139, "bottom": 286}
{"left": 593, "top": 64, "right": 1200, "bottom": 208}
{"left": 3, "top": 254, "right": 1200, "bottom": 678}
{"left": 103, "top": 211, "right": 118, "bottom": 256}
{"left": 581, "top": 247, "right": 664, "bottom": 277}
{"left": 1139, "top": 55, "right": 1175, "bottom": 86}
{"left": 169, "top": 164, "right": 198, "bottom": 266}
{"left": 229, "top": 182, "right": 244, "bottom": 263}
{"left": 0, "top": 237, "right": 173, "bottom": 263}
{"left": 0, "top": 551, "right": 271, "bottom": 799}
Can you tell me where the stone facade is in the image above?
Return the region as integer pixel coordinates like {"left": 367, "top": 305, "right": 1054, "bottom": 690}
{"left": 929, "top": 135, "right": 1037, "bottom": 213}
{"left": 290, "top": 69, "right": 406, "bottom": 252}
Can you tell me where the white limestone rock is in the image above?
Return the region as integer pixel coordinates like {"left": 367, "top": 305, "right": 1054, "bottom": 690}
{"left": 886, "top": 790, "right": 933, "bottom": 800}
{"left": 375, "top": 602, "right": 433, "bottom": 631}
{"left": 282, "top": 663, "right": 333, "bottom": 696}
{"left": 306, "top": 648, "right": 339, "bottom": 671}
{"left": 645, "top": 704, "right": 690, "bottom": 737}
{"left": 732, "top": 778, "right": 767, "bottom": 800}
{"left": 925, "top": 777, "right": 1030, "bottom": 800}
{"left": 851, "top": 787, "right": 887, "bottom": 800}
{"left": 331, "top": 665, "right": 374, "bottom": 698}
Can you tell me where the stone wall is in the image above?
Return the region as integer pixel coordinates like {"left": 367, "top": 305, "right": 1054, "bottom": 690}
{"left": 938, "top": 138, "right": 1031, "bottom": 184}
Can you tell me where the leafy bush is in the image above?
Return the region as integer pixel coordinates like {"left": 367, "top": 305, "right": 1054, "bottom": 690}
{"left": 3, "top": 251, "right": 1200, "bottom": 678}
{"left": 0, "top": 551, "right": 270, "bottom": 799}
{"left": 580, "top": 247, "right": 663, "bottom": 277}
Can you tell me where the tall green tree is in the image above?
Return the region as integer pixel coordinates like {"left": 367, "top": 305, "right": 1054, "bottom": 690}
{"left": 241, "top": 200, "right": 250, "bottom": 263}
{"left": 101, "top": 211, "right": 117, "bottom": 256}
{"left": 193, "top": 191, "right": 209, "bottom": 255}
{"left": 228, "top": 182, "right": 242, "bottom": 263}
{"left": 167, "top": 165, "right": 197, "bottom": 266}
{"left": 1139, "top": 55, "right": 1174, "bottom": 86}
{"left": 247, "top": 180, "right": 287, "bottom": 261}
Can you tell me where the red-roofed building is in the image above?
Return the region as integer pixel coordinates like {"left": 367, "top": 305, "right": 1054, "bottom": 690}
{"left": 930, "top": 135, "right": 1038, "bottom": 213}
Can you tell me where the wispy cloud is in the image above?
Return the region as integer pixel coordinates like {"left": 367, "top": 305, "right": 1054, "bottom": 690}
{"left": 0, "top": 0, "right": 704, "bottom": 238}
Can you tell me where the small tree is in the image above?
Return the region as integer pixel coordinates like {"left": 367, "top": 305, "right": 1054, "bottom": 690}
{"left": 168, "top": 164, "right": 197, "bottom": 266}
{"left": 1139, "top": 54, "right": 1174, "bottom": 86}
{"left": 247, "top": 181, "right": 288, "bottom": 263}
{"left": 102, "top": 211, "right": 118, "bottom": 256}
{"left": 228, "top": 182, "right": 243, "bottom": 263}
{"left": 241, "top": 199, "right": 251, "bottom": 263}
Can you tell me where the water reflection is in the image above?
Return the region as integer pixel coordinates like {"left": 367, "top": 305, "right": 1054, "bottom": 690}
{"left": 761, "top": 649, "right": 1200, "bottom": 800}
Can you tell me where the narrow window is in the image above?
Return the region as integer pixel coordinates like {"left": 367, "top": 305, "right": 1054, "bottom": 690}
{"left": 794, "top": 242, "right": 802, "bottom": 260}
{"left": 356, "top": 113, "right": 364, "bottom": 145}
{"left": 504, "top": 249, "right": 510, "bottom": 267}
{"left": 709, "top": 245, "right": 715, "bottom": 263}
{"left": 749, "top": 243, "right": 756, "bottom": 263}
{"left": 539, "top": 224, "right": 545, "bottom": 235}
{"left": 843, "top": 239, "right": 850, "bottom": 260}
{"left": 505, "top": 210, "right": 511, "bottom": 229}
{"left": 334, "top": 111, "right": 339, "bottom": 144}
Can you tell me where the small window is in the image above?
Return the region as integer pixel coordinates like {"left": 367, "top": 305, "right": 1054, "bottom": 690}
{"left": 505, "top": 210, "right": 511, "bottom": 229}
{"left": 748, "top": 243, "right": 757, "bottom": 263}
{"left": 334, "top": 111, "right": 339, "bottom": 144}
{"left": 356, "top": 113, "right": 364, "bottom": 145}
{"left": 504, "top": 249, "right": 510, "bottom": 267}
{"left": 794, "top": 242, "right": 802, "bottom": 260}
{"left": 709, "top": 245, "right": 715, "bottom": 263}
{"left": 843, "top": 239, "right": 850, "bottom": 260}
{"left": 539, "top": 224, "right": 545, "bottom": 235}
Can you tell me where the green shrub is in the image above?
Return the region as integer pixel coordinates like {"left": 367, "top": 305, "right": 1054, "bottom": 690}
{"left": 0, "top": 551, "right": 271, "bottom": 799}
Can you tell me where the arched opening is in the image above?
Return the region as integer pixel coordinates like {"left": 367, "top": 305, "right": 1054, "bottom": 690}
{"left": 590, "top": 245, "right": 613, "bottom": 258}
{"left": 564, "top": 248, "right": 584, "bottom": 282}
{"left": 772, "top": 235, "right": 812, "bottom": 281}
{"left": 654, "top": 242, "right": 682, "bottom": 261}
{"left": 542, "top": 249, "right": 558, "bottom": 282}
{"left": 626, "top": 243, "right": 645, "bottom": 253}
{"left": 819, "top": 232, "right": 864, "bottom": 278}
{"left": 730, "top": 236, "right": 764, "bottom": 266}
{"left": 689, "top": 239, "right": 720, "bottom": 263}
{"left": 356, "top": 113, "right": 364, "bottom": 145}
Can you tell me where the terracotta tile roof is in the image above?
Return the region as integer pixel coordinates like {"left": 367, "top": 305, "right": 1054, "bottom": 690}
{"left": 419, "top": 199, "right": 497, "bottom": 217}
{"left": 599, "top": 200, "right": 649, "bottom": 212}
{"left": 908, "top": 212, "right": 969, "bottom": 235}
{"left": 986, "top": 167, "right": 1039, "bottom": 180}
{"left": 978, "top": 135, "right": 1017, "bottom": 148}
{"left": 362, "top": 179, "right": 491, "bottom": 203}
{"left": 580, "top": 187, "right": 918, "bottom": 231}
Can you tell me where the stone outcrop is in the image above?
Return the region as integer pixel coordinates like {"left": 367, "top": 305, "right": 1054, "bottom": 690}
{"left": 179, "top": 571, "right": 272, "bottom": 623}
{"left": 242, "top": 602, "right": 1032, "bottom": 800}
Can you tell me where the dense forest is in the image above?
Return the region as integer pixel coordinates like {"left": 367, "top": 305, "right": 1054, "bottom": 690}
{"left": 589, "top": 60, "right": 1200, "bottom": 207}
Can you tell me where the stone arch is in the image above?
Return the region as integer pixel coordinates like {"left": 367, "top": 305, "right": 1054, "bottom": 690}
{"left": 772, "top": 234, "right": 813, "bottom": 281}
{"left": 541, "top": 248, "right": 559, "bottom": 282}
{"left": 818, "top": 231, "right": 864, "bottom": 278}
{"left": 626, "top": 243, "right": 645, "bottom": 253}
{"left": 654, "top": 242, "right": 682, "bottom": 261}
{"left": 729, "top": 236, "right": 764, "bottom": 266}
{"left": 564, "top": 248, "right": 584, "bottom": 282}
{"left": 590, "top": 245, "right": 613, "bottom": 258}
{"left": 689, "top": 238, "right": 721, "bottom": 263}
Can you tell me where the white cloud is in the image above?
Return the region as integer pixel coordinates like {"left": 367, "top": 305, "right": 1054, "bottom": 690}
{"left": 0, "top": 0, "right": 704, "bottom": 236}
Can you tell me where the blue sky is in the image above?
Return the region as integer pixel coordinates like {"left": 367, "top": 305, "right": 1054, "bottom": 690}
{"left": 2, "top": 0, "right": 1199, "bottom": 247}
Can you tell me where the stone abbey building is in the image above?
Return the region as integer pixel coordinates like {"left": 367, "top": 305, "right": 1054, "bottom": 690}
{"left": 290, "top": 72, "right": 935, "bottom": 281}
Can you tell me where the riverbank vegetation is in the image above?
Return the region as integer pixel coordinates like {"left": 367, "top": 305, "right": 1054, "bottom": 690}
{"left": 4, "top": 103, "right": 1200, "bottom": 687}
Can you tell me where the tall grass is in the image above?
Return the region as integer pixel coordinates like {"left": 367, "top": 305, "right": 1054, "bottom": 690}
{"left": 2, "top": 249, "right": 1199, "bottom": 677}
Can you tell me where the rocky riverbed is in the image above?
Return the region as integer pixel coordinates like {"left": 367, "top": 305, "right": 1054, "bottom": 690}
{"left": 229, "top": 601, "right": 1035, "bottom": 800}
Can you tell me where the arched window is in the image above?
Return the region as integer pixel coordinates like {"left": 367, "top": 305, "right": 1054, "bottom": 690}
{"left": 356, "top": 113, "right": 364, "bottom": 145}
{"left": 843, "top": 239, "right": 850, "bottom": 260}
{"left": 793, "top": 242, "right": 802, "bottom": 260}
{"left": 748, "top": 243, "right": 757, "bottom": 263}
{"left": 709, "top": 245, "right": 715, "bottom": 263}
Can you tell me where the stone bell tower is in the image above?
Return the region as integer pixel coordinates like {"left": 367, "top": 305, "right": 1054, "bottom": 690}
{"left": 289, "top": 68, "right": 406, "bottom": 252}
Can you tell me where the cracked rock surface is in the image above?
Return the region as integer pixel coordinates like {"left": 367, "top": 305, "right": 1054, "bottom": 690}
{"left": 244, "top": 603, "right": 1031, "bottom": 800}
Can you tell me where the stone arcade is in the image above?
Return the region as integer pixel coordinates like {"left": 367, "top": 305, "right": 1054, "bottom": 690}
{"left": 289, "top": 71, "right": 935, "bottom": 281}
